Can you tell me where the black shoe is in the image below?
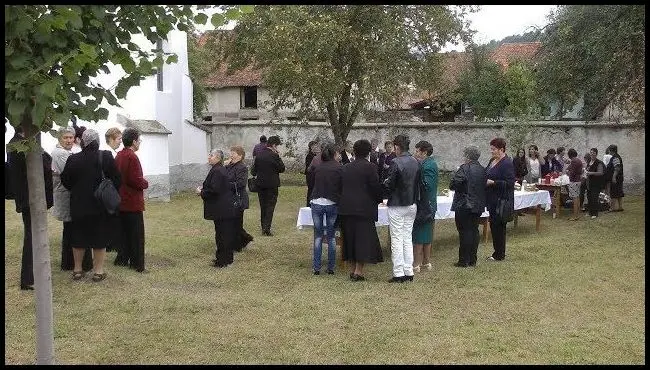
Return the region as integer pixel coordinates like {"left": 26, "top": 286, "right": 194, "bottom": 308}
{"left": 469, "top": 262, "right": 476, "bottom": 267}
{"left": 403, "top": 275, "right": 414, "bottom": 282}
{"left": 20, "top": 285, "right": 34, "bottom": 291}
{"left": 454, "top": 262, "right": 469, "bottom": 268}
{"left": 262, "top": 230, "right": 274, "bottom": 236}
{"left": 388, "top": 276, "right": 404, "bottom": 283}
{"left": 327, "top": 270, "right": 335, "bottom": 275}
{"left": 351, "top": 274, "right": 365, "bottom": 281}
{"left": 313, "top": 271, "right": 320, "bottom": 275}
{"left": 349, "top": 273, "right": 355, "bottom": 280}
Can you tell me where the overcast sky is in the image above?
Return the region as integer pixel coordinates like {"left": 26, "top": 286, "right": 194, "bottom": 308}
{"left": 445, "top": 5, "right": 557, "bottom": 51}
{"left": 197, "top": 5, "right": 557, "bottom": 51}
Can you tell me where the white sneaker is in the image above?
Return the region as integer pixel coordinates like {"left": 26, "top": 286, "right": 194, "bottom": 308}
{"left": 486, "top": 256, "right": 496, "bottom": 261}
{"left": 423, "top": 263, "right": 432, "bottom": 271}
{"left": 591, "top": 215, "right": 597, "bottom": 219}
{"left": 413, "top": 265, "right": 421, "bottom": 273}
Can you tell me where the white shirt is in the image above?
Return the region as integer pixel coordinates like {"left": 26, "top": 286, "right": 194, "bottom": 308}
{"left": 528, "top": 157, "right": 540, "bottom": 178}
{"left": 311, "top": 198, "right": 336, "bottom": 206}
{"left": 603, "top": 154, "right": 612, "bottom": 167}
{"left": 345, "top": 151, "right": 354, "bottom": 161}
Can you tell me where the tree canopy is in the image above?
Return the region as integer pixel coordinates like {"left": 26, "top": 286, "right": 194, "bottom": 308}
{"left": 537, "top": 5, "right": 645, "bottom": 121}
{"left": 219, "top": 5, "right": 476, "bottom": 144}
{"left": 5, "top": 5, "right": 247, "bottom": 148}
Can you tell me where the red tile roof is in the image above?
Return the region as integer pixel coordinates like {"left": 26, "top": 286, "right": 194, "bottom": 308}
{"left": 490, "top": 42, "right": 541, "bottom": 69}
{"left": 203, "top": 63, "right": 264, "bottom": 89}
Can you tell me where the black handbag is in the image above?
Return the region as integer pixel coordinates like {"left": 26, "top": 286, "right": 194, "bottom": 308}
{"left": 94, "top": 152, "right": 121, "bottom": 215}
{"left": 495, "top": 196, "right": 514, "bottom": 222}
{"left": 247, "top": 177, "right": 258, "bottom": 193}
{"left": 232, "top": 183, "right": 243, "bottom": 210}
{"left": 414, "top": 177, "right": 434, "bottom": 226}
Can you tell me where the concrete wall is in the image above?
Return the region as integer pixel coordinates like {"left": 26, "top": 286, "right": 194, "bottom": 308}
{"left": 204, "top": 120, "right": 645, "bottom": 193}
{"left": 206, "top": 88, "right": 241, "bottom": 114}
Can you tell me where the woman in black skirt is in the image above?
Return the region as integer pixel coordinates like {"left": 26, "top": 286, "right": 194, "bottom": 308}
{"left": 338, "top": 140, "right": 384, "bottom": 281}
{"left": 61, "top": 129, "right": 121, "bottom": 282}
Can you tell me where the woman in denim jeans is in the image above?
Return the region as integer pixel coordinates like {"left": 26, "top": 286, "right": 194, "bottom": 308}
{"left": 309, "top": 143, "right": 343, "bottom": 275}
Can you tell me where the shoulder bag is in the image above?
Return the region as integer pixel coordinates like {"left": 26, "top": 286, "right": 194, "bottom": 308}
{"left": 94, "top": 151, "right": 121, "bottom": 215}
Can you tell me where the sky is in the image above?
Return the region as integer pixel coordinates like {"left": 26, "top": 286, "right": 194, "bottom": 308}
{"left": 196, "top": 5, "right": 558, "bottom": 51}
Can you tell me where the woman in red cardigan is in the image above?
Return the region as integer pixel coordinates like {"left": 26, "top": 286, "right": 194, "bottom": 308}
{"left": 114, "top": 128, "right": 149, "bottom": 272}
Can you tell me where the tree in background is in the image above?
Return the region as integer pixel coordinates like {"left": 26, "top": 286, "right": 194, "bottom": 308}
{"left": 537, "top": 5, "right": 645, "bottom": 121}
{"left": 4, "top": 5, "right": 242, "bottom": 363}
{"left": 458, "top": 45, "right": 508, "bottom": 122}
{"left": 220, "top": 5, "right": 476, "bottom": 145}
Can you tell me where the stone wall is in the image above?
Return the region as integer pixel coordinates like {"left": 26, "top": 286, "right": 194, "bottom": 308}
{"left": 203, "top": 120, "right": 645, "bottom": 194}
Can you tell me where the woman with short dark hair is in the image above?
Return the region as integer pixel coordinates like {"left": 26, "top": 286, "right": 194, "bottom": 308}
{"left": 412, "top": 140, "right": 438, "bottom": 273}
{"left": 114, "top": 128, "right": 149, "bottom": 272}
{"left": 339, "top": 139, "right": 384, "bottom": 281}
{"left": 309, "top": 142, "right": 343, "bottom": 275}
{"left": 225, "top": 145, "right": 253, "bottom": 252}
{"left": 485, "top": 137, "right": 515, "bottom": 261}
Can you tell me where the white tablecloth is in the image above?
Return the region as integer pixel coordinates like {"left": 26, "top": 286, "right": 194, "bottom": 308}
{"left": 296, "top": 190, "right": 551, "bottom": 229}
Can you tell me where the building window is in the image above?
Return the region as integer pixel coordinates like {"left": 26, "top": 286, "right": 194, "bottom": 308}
{"left": 241, "top": 86, "right": 257, "bottom": 109}
{"left": 156, "top": 39, "right": 164, "bottom": 92}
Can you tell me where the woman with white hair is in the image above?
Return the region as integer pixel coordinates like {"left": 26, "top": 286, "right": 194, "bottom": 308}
{"left": 450, "top": 146, "right": 487, "bottom": 267}
{"left": 52, "top": 126, "right": 92, "bottom": 271}
{"left": 61, "top": 129, "right": 121, "bottom": 282}
{"left": 197, "top": 148, "right": 241, "bottom": 268}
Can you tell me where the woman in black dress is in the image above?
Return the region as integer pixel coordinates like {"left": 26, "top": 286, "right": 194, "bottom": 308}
{"left": 338, "top": 140, "right": 384, "bottom": 281}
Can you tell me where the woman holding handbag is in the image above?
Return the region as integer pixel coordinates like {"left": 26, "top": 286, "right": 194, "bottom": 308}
{"left": 485, "top": 138, "right": 515, "bottom": 262}
{"left": 225, "top": 146, "right": 254, "bottom": 252}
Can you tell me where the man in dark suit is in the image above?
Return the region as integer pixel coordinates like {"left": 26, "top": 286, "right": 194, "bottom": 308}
{"left": 251, "top": 135, "right": 286, "bottom": 236}
{"left": 7, "top": 127, "right": 54, "bottom": 290}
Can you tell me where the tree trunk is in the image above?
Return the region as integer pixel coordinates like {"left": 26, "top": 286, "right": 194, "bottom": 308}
{"left": 326, "top": 103, "right": 350, "bottom": 146}
{"left": 25, "top": 136, "right": 55, "bottom": 365}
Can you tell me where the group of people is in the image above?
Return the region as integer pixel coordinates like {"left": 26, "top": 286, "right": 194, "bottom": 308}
{"left": 512, "top": 144, "right": 625, "bottom": 219}
{"left": 300, "top": 134, "right": 517, "bottom": 282}
{"left": 6, "top": 123, "right": 149, "bottom": 289}
{"left": 197, "top": 135, "right": 284, "bottom": 268}
{"left": 7, "top": 121, "right": 627, "bottom": 288}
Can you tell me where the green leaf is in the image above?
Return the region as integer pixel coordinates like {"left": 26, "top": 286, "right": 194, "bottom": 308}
{"left": 79, "top": 42, "right": 98, "bottom": 59}
{"left": 90, "top": 19, "right": 102, "bottom": 28}
{"left": 104, "top": 91, "right": 119, "bottom": 106}
{"left": 96, "top": 108, "right": 109, "bottom": 120}
{"left": 53, "top": 110, "right": 71, "bottom": 128}
{"left": 8, "top": 100, "right": 27, "bottom": 122}
{"left": 31, "top": 101, "right": 48, "bottom": 126}
{"left": 9, "top": 54, "right": 30, "bottom": 69}
{"left": 115, "top": 79, "right": 133, "bottom": 99}
{"left": 39, "top": 80, "right": 58, "bottom": 99}
{"left": 240, "top": 5, "right": 255, "bottom": 14}
{"left": 166, "top": 54, "right": 178, "bottom": 64}
{"left": 210, "top": 13, "right": 225, "bottom": 28}
{"left": 51, "top": 15, "right": 68, "bottom": 30}
{"left": 194, "top": 13, "right": 208, "bottom": 25}
{"left": 121, "top": 58, "right": 137, "bottom": 74}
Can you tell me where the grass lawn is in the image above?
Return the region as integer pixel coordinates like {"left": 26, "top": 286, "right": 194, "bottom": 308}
{"left": 4, "top": 173, "right": 645, "bottom": 364}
